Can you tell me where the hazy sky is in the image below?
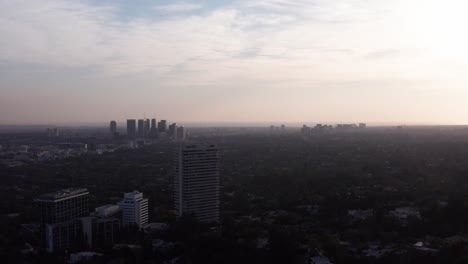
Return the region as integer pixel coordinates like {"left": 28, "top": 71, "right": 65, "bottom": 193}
{"left": 1, "top": 0, "right": 468, "bottom": 125}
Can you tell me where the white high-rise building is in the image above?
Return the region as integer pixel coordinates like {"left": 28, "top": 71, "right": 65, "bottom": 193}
{"left": 118, "top": 191, "right": 148, "bottom": 228}
{"left": 174, "top": 142, "right": 220, "bottom": 223}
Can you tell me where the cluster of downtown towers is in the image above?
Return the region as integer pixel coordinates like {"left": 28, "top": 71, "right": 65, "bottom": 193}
{"left": 109, "top": 119, "right": 186, "bottom": 141}
{"left": 35, "top": 124, "right": 220, "bottom": 252}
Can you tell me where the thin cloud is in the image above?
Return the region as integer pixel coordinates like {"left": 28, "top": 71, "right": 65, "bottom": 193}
{"left": 1, "top": 0, "right": 468, "bottom": 124}
{"left": 364, "top": 49, "right": 401, "bottom": 60}
{"left": 153, "top": 2, "right": 203, "bottom": 12}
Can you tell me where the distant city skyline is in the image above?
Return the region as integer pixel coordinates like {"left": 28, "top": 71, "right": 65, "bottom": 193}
{"left": 0, "top": 120, "right": 466, "bottom": 128}
{"left": 2, "top": 0, "right": 468, "bottom": 125}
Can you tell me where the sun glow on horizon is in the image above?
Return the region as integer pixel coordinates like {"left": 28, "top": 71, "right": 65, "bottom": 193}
{"left": 397, "top": 0, "right": 468, "bottom": 62}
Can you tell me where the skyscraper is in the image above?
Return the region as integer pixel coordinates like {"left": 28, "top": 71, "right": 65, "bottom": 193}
{"left": 176, "top": 126, "right": 186, "bottom": 140}
{"left": 35, "top": 188, "right": 89, "bottom": 248}
{"left": 36, "top": 188, "right": 89, "bottom": 226}
{"left": 53, "top": 128, "right": 60, "bottom": 137}
{"left": 118, "top": 191, "right": 148, "bottom": 229}
{"left": 174, "top": 143, "right": 220, "bottom": 223}
{"left": 137, "top": 119, "right": 145, "bottom": 138}
{"left": 110, "top": 120, "right": 117, "bottom": 134}
{"left": 158, "top": 120, "right": 167, "bottom": 133}
{"left": 127, "top": 119, "right": 137, "bottom": 140}
{"left": 168, "top": 123, "right": 177, "bottom": 138}
{"left": 144, "top": 119, "right": 150, "bottom": 138}
{"left": 150, "top": 118, "right": 157, "bottom": 138}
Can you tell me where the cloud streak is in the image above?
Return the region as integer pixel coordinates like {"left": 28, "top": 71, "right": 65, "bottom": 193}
{"left": 153, "top": 2, "right": 203, "bottom": 12}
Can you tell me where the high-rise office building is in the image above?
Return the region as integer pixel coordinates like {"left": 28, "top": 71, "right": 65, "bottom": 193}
{"left": 118, "top": 191, "right": 148, "bottom": 229}
{"left": 144, "top": 119, "right": 150, "bottom": 138}
{"left": 150, "top": 118, "right": 157, "bottom": 138}
{"left": 168, "top": 123, "right": 177, "bottom": 138}
{"left": 36, "top": 189, "right": 123, "bottom": 252}
{"left": 127, "top": 119, "right": 137, "bottom": 140}
{"left": 45, "top": 218, "right": 84, "bottom": 252}
{"left": 174, "top": 143, "right": 220, "bottom": 223}
{"left": 301, "top": 125, "right": 310, "bottom": 135}
{"left": 46, "top": 127, "right": 60, "bottom": 138}
{"left": 137, "top": 119, "right": 145, "bottom": 138}
{"left": 176, "top": 126, "right": 186, "bottom": 140}
{"left": 36, "top": 188, "right": 89, "bottom": 248}
{"left": 45, "top": 214, "right": 120, "bottom": 252}
{"left": 53, "top": 128, "right": 60, "bottom": 137}
{"left": 110, "top": 121, "right": 117, "bottom": 134}
{"left": 158, "top": 120, "right": 167, "bottom": 132}
{"left": 36, "top": 188, "right": 89, "bottom": 226}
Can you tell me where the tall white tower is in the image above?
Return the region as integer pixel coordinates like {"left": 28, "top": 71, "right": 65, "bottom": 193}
{"left": 118, "top": 191, "right": 148, "bottom": 228}
{"left": 174, "top": 142, "right": 220, "bottom": 223}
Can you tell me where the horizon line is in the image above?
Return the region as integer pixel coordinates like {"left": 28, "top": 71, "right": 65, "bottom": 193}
{"left": 0, "top": 121, "right": 467, "bottom": 128}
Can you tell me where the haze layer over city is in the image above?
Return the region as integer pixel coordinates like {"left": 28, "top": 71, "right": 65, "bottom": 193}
{"left": 3, "top": 1, "right": 468, "bottom": 264}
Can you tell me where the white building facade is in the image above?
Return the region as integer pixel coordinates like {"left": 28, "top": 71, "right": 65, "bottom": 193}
{"left": 118, "top": 191, "right": 148, "bottom": 228}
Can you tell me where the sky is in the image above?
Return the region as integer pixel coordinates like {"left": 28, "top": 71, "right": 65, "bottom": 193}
{"left": 1, "top": 0, "right": 468, "bottom": 125}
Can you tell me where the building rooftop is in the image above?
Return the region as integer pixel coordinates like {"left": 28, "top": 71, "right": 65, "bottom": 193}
{"left": 36, "top": 188, "right": 89, "bottom": 201}
{"left": 183, "top": 142, "right": 217, "bottom": 149}
{"left": 122, "top": 190, "right": 144, "bottom": 200}
{"left": 95, "top": 204, "right": 120, "bottom": 217}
